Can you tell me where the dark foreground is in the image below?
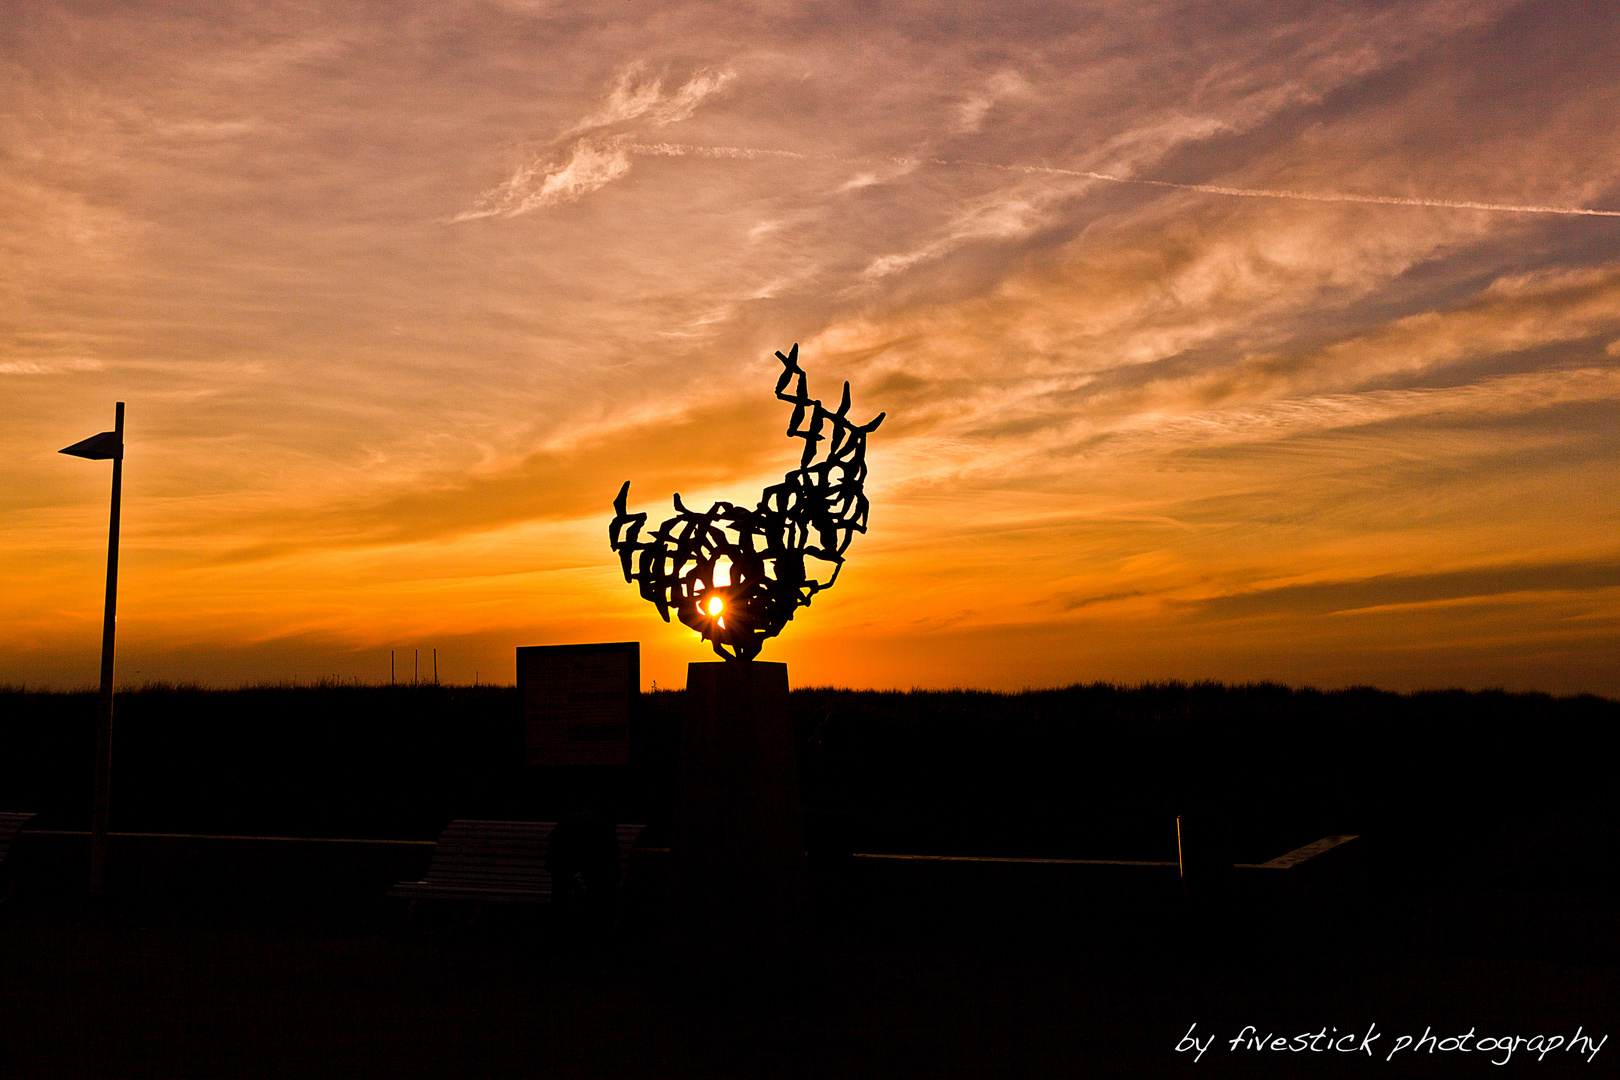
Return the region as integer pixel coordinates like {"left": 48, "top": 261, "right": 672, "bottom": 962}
{"left": 2, "top": 682, "right": 1613, "bottom": 1075}
{"left": 2, "top": 870, "right": 1614, "bottom": 1079}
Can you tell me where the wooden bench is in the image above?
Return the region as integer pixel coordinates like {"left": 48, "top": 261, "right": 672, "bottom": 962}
{"left": 388, "top": 819, "right": 646, "bottom": 914}
{"left": 0, "top": 812, "right": 37, "bottom": 903}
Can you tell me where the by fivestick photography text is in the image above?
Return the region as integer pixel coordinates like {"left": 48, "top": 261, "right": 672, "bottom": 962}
{"left": 1175, "top": 1023, "right": 1607, "bottom": 1065}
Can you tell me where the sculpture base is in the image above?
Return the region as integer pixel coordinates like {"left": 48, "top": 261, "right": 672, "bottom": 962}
{"left": 667, "top": 661, "right": 807, "bottom": 976}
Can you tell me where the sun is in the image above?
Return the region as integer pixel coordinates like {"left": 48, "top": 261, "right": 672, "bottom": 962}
{"left": 705, "top": 594, "right": 725, "bottom": 617}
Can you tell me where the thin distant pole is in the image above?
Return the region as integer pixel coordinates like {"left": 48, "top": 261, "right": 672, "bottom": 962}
{"left": 90, "top": 402, "right": 124, "bottom": 894}
{"left": 391, "top": 650, "right": 395, "bottom": 685}
{"left": 433, "top": 648, "right": 438, "bottom": 686}
{"left": 414, "top": 649, "right": 418, "bottom": 686}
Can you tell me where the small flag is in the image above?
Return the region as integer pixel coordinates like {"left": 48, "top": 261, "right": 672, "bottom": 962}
{"left": 60, "top": 431, "right": 122, "bottom": 460}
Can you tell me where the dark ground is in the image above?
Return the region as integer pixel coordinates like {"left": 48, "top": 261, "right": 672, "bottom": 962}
{"left": 2, "top": 683, "right": 1614, "bottom": 1076}
{"left": 1, "top": 867, "right": 1614, "bottom": 1079}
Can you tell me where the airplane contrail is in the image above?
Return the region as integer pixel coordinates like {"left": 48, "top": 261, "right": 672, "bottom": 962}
{"left": 628, "top": 142, "right": 808, "bottom": 161}
{"left": 624, "top": 141, "right": 1620, "bottom": 218}
{"left": 938, "top": 157, "right": 1620, "bottom": 217}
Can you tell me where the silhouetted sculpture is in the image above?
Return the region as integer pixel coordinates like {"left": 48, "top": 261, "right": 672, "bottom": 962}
{"left": 610, "top": 345, "right": 884, "bottom": 660}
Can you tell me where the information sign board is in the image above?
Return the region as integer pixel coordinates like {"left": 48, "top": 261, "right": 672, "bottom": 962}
{"left": 517, "top": 642, "right": 637, "bottom": 766}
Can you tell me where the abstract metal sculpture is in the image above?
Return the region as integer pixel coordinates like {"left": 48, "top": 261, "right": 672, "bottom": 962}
{"left": 610, "top": 345, "right": 885, "bottom": 660}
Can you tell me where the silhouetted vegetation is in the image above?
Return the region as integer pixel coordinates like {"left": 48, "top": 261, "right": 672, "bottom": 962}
{"left": 0, "top": 683, "right": 522, "bottom": 840}
{"left": 2, "top": 681, "right": 1613, "bottom": 882}
{"left": 781, "top": 683, "right": 1618, "bottom": 882}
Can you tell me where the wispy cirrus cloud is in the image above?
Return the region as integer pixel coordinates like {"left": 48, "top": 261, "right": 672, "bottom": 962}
{"left": 1081, "top": 368, "right": 1620, "bottom": 459}
{"left": 952, "top": 69, "right": 1031, "bottom": 135}
{"left": 454, "top": 64, "right": 736, "bottom": 220}
{"left": 860, "top": 190, "right": 1044, "bottom": 280}
{"left": 0, "top": 357, "right": 104, "bottom": 375}
{"left": 1193, "top": 559, "right": 1620, "bottom": 620}
{"left": 567, "top": 64, "right": 736, "bottom": 133}
{"left": 452, "top": 137, "right": 634, "bottom": 220}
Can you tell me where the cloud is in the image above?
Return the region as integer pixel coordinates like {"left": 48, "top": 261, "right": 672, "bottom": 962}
{"left": 568, "top": 64, "right": 736, "bottom": 133}
{"left": 170, "top": 392, "right": 800, "bottom": 563}
{"left": 0, "top": 357, "right": 103, "bottom": 375}
{"left": 819, "top": 200, "right": 1620, "bottom": 453}
{"left": 859, "top": 190, "right": 1045, "bottom": 280}
{"left": 808, "top": 255, "right": 1620, "bottom": 543}
{"left": 952, "top": 69, "right": 1030, "bottom": 135}
{"left": 1194, "top": 560, "right": 1620, "bottom": 621}
{"left": 453, "top": 137, "right": 632, "bottom": 220}
{"left": 1186, "top": 264, "right": 1620, "bottom": 403}
{"left": 455, "top": 64, "right": 737, "bottom": 220}
{"left": 851, "top": 11, "right": 1452, "bottom": 288}
{"left": 1084, "top": 368, "right": 1620, "bottom": 458}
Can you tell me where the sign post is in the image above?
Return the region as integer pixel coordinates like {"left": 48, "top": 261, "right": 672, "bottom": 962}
{"left": 60, "top": 402, "right": 125, "bottom": 894}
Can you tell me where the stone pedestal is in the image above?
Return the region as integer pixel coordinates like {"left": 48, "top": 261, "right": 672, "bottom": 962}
{"left": 667, "top": 661, "right": 807, "bottom": 974}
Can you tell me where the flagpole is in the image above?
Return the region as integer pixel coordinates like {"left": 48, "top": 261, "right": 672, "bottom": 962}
{"left": 90, "top": 402, "right": 124, "bottom": 894}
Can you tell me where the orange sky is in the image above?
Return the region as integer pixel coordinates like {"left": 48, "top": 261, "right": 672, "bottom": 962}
{"left": 4, "top": 1, "right": 1618, "bottom": 694}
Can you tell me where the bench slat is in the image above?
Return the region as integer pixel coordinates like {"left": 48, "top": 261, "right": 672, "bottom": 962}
{"left": 389, "top": 820, "right": 646, "bottom": 904}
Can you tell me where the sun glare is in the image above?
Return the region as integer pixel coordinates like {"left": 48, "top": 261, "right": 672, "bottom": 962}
{"left": 706, "top": 595, "right": 724, "bottom": 617}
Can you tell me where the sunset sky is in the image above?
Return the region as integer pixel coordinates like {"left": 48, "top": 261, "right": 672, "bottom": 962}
{"left": 4, "top": 0, "right": 1618, "bottom": 693}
